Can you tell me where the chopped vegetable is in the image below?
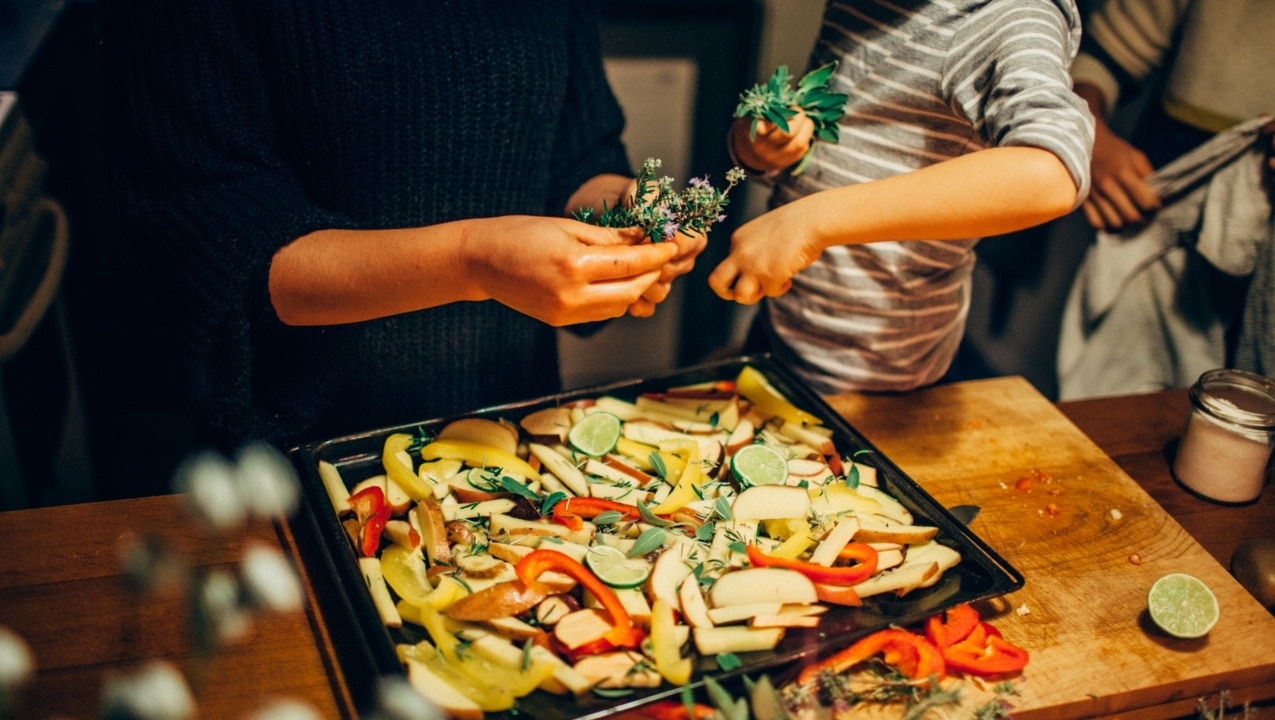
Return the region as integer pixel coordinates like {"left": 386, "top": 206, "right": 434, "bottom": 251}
{"left": 745, "top": 543, "right": 877, "bottom": 586}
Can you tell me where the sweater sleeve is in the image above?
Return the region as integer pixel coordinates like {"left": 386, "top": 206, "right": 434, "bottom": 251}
{"left": 945, "top": 0, "right": 1095, "bottom": 206}
{"left": 105, "top": 0, "right": 357, "bottom": 446}
{"left": 1072, "top": 0, "right": 1190, "bottom": 112}
{"left": 545, "top": 0, "right": 633, "bottom": 215}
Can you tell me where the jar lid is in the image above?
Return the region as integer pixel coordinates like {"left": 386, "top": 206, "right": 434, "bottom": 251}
{"left": 1193, "top": 369, "right": 1275, "bottom": 431}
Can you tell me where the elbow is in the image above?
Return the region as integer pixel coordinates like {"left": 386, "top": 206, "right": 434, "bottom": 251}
{"left": 1026, "top": 150, "right": 1082, "bottom": 224}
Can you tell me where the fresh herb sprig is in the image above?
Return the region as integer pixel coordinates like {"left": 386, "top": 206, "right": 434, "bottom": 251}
{"left": 734, "top": 62, "right": 848, "bottom": 173}
{"left": 573, "top": 158, "right": 745, "bottom": 243}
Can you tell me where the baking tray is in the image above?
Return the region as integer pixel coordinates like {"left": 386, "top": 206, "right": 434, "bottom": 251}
{"left": 288, "top": 354, "right": 1024, "bottom": 718}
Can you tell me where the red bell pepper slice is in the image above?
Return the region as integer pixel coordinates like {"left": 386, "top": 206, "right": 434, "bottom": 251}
{"left": 940, "top": 620, "right": 1029, "bottom": 677}
{"left": 349, "top": 485, "right": 391, "bottom": 557}
{"left": 549, "top": 497, "right": 644, "bottom": 531}
{"left": 796, "top": 628, "right": 945, "bottom": 685}
{"left": 514, "top": 549, "right": 645, "bottom": 649}
{"left": 925, "top": 602, "right": 981, "bottom": 649}
{"left": 746, "top": 543, "right": 878, "bottom": 586}
{"left": 626, "top": 700, "right": 717, "bottom": 719}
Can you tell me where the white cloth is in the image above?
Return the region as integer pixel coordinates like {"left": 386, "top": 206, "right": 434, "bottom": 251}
{"left": 1057, "top": 116, "right": 1273, "bottom": 399}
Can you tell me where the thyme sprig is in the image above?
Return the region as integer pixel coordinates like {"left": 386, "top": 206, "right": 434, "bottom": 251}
{"left": 734, "top": 62, "right": 848, "bottom": 174}
{"left": 573, "top": 158, "right": 745, "bottom": 243}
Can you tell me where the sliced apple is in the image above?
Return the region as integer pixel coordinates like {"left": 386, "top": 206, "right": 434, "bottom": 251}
{"left": 573, "top": 650, "right": 662, "bottom": 689}
{"left": 807, "top": 516, "right": 861, "bottom": 567}
{"left": 705, "top": 602, "right": 782, "bottom": 625}
{"left": 731, "top": 485, "right": 811, "bottom": 521}
{"left": 854, "top": 520, "right": 939, "bottom": 545}
{"left": 438, "top": 417, "right": 520, "bottom": 457}
{"left": 708, "top": 567, "right": 817, "bottom": 607}
{"left": 693, "top": 626, "right": 785, "bottom": 655}
{"left": 553, "top": 608, "right": 614, "bottom": 650}
{"left": 677, "top": 574, "right": 714, "bottom": 628}
{"left": 519, "top": 406, "right": 573, "bottom": 443}
{"left": 647, "top": 543, "right": 694, "bottom": 609}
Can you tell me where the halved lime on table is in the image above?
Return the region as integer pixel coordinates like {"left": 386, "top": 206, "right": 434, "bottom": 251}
{"left": 1147, "top": 572, "right": 1219, "bottom": 638}
{"left": 585, "top": 545, "right": 651, "bottom": 589}
{"left": 568, "top": 411, "right": 623, "bottom": 457}
{"left": 731, "top": 443, "right": 790, "bottom": 487}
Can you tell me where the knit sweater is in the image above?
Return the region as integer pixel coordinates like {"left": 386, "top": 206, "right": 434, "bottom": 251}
{"left": 104, "top": 0, "right": 631, "bottom": 450}
{"left": 763, "top": 0, "right": 1093, "bottom": 394}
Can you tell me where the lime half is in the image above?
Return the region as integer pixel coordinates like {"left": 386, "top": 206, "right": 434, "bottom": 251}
{"left": 731, "top": 443, "right": 789, "bottom": 487}
{"left": 1147, "top": 572, "right": 1219, "bottom": 638}
{"left": 568, "top": 412, "right": 623, "bottom": 457}
{"left": 585, "top": 545, "right": 651, "bottom": 589}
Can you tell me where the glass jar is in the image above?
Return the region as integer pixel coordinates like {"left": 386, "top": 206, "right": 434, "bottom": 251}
{"left": 1172, "top": 369, "right": 1275, "bottom": 504}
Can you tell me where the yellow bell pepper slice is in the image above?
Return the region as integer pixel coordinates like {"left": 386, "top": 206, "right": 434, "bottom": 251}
{"left": 649, "top": 441, "right": 704, "bottom": 514}
{"left": 419, "top": 438, "right": 541, "bottom": 481}
{"left": 414, "top": 605, "right": 554, "bottom": 709}
{"left": 382, "top": 433, "right": 437, "bottom": 500}
{"left": 735, "top": 365, "right": 822, "bottom": 427}
{"left": 650, "top": 597, "right": 692, "bottom": 685}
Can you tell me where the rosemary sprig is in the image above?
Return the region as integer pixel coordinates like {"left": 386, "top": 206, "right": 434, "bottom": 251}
{"left": 734, "top": 62, "right": 848, "bottom": 174}
{"left": 573, "top": 158, "right": 745, "bottom": 243}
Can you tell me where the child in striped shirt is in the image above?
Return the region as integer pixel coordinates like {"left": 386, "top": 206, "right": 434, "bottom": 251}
{"left": 709, "top": 0, "right": 1094, "bottom": 394}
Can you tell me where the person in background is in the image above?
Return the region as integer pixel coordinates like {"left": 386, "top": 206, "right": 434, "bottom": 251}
{"left": 1054, "top": 0, "right": 1275, "bottom": 397}
{"left": 105, "top": 0, "right": 703, "bottom": 454}
{"left": 707, "top": 0, "right": 1093, "bottom": 396}
{"left": 1071, "top": 0, "right": 1274, "bottom": 233}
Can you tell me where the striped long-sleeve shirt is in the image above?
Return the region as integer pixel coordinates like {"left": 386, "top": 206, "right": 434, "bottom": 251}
{"left": 763, "top": 0, "right": 1093, "bottom": 394}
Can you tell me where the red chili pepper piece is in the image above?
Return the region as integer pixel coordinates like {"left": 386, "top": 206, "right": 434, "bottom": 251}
{"left": 925, "top": 602, "right": 981, "bottom": 649}
{"left": 940, "top": 620, "right": 1029, "bottom": 677}
{"left": 796, "top": 628, "right": 945, "bottom": 685}
{"left": 349, "top": 485, "right": 391, "bottom": 557}
{"left": 515, "top": 548, "right": 644, "bottom": 649}
{"left": 549, "top": 497, "right": 643, "bottom": 531}
{"left": 746, "top": 543, "right": 878, "bottom": 586}
{"left": 624, "top": 700, "right": 717, "bottom": 719}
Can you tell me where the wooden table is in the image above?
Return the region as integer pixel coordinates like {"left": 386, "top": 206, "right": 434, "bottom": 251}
{"left": 0, "top": 377, "right": 1271, "bottom": 719}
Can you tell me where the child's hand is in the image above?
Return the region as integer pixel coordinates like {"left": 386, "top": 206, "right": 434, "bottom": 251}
{"left": 730, "top": 112, "right": 815, "bottom": 174}
{"left": 707, "top": 204, "right": 823, "bottom": 305}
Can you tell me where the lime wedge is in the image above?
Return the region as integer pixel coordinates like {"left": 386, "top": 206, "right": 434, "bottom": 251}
{"left": 568, "top": 412, "right": 623, "bottom": 457}
{"left": 1147, "top": 572, "right": 1219, "bottom": 638}
{"left": 731, "top": 443, "right": 789, "bottom": 487}
{"left": 585, "top": 545, "right": 651, "bottom": 589}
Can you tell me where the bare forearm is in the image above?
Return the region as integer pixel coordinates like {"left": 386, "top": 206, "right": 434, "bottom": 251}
{"left": 802, "top": 147, "right": 1079, "bottom": 251}
{"left": 269, "top": 222, "right": 481, "bottom": 326}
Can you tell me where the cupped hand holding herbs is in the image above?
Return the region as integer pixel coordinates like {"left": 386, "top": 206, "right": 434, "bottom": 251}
{"left": 732, "top": 63, "right": 848, "bottom": 175}
{"left": 572, "top": 158, "right": 745, "bottom": 315}
{"left": 573, "top": 158, "right": 746, "bottom": 245}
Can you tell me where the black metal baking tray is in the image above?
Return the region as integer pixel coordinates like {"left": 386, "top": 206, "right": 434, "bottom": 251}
{"left": 288, "top": 354, "right": 1023, "bottom": 719}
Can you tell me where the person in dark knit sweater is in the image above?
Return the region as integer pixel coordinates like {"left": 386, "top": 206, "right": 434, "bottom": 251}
{"left": 103, "top": 1, "right": 702, "bottom": 454}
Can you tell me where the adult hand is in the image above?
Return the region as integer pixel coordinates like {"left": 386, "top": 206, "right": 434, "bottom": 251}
{"left": 1083, "top": 116, "right": 1160, "bottom": 231}
{"left": 464, "top": 216, "right": 678, "bottom": 326}
{"left": 730, "top": 112, "right": 815, "bottom": 174}
{"left": 707, "top": 203, "right": 822, "bottom": 305}
{"left": 627, "top": 228, "right": 710, "bottom": 317}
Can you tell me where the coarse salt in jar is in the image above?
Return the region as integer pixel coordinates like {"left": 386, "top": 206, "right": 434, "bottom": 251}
{"left": 1171, "top": 369, "right": 1275, "bottom": 504}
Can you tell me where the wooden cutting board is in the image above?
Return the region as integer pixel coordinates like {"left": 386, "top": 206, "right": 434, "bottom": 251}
{"left": 824, "top": 376, "right": 1275, "bottom": 720}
